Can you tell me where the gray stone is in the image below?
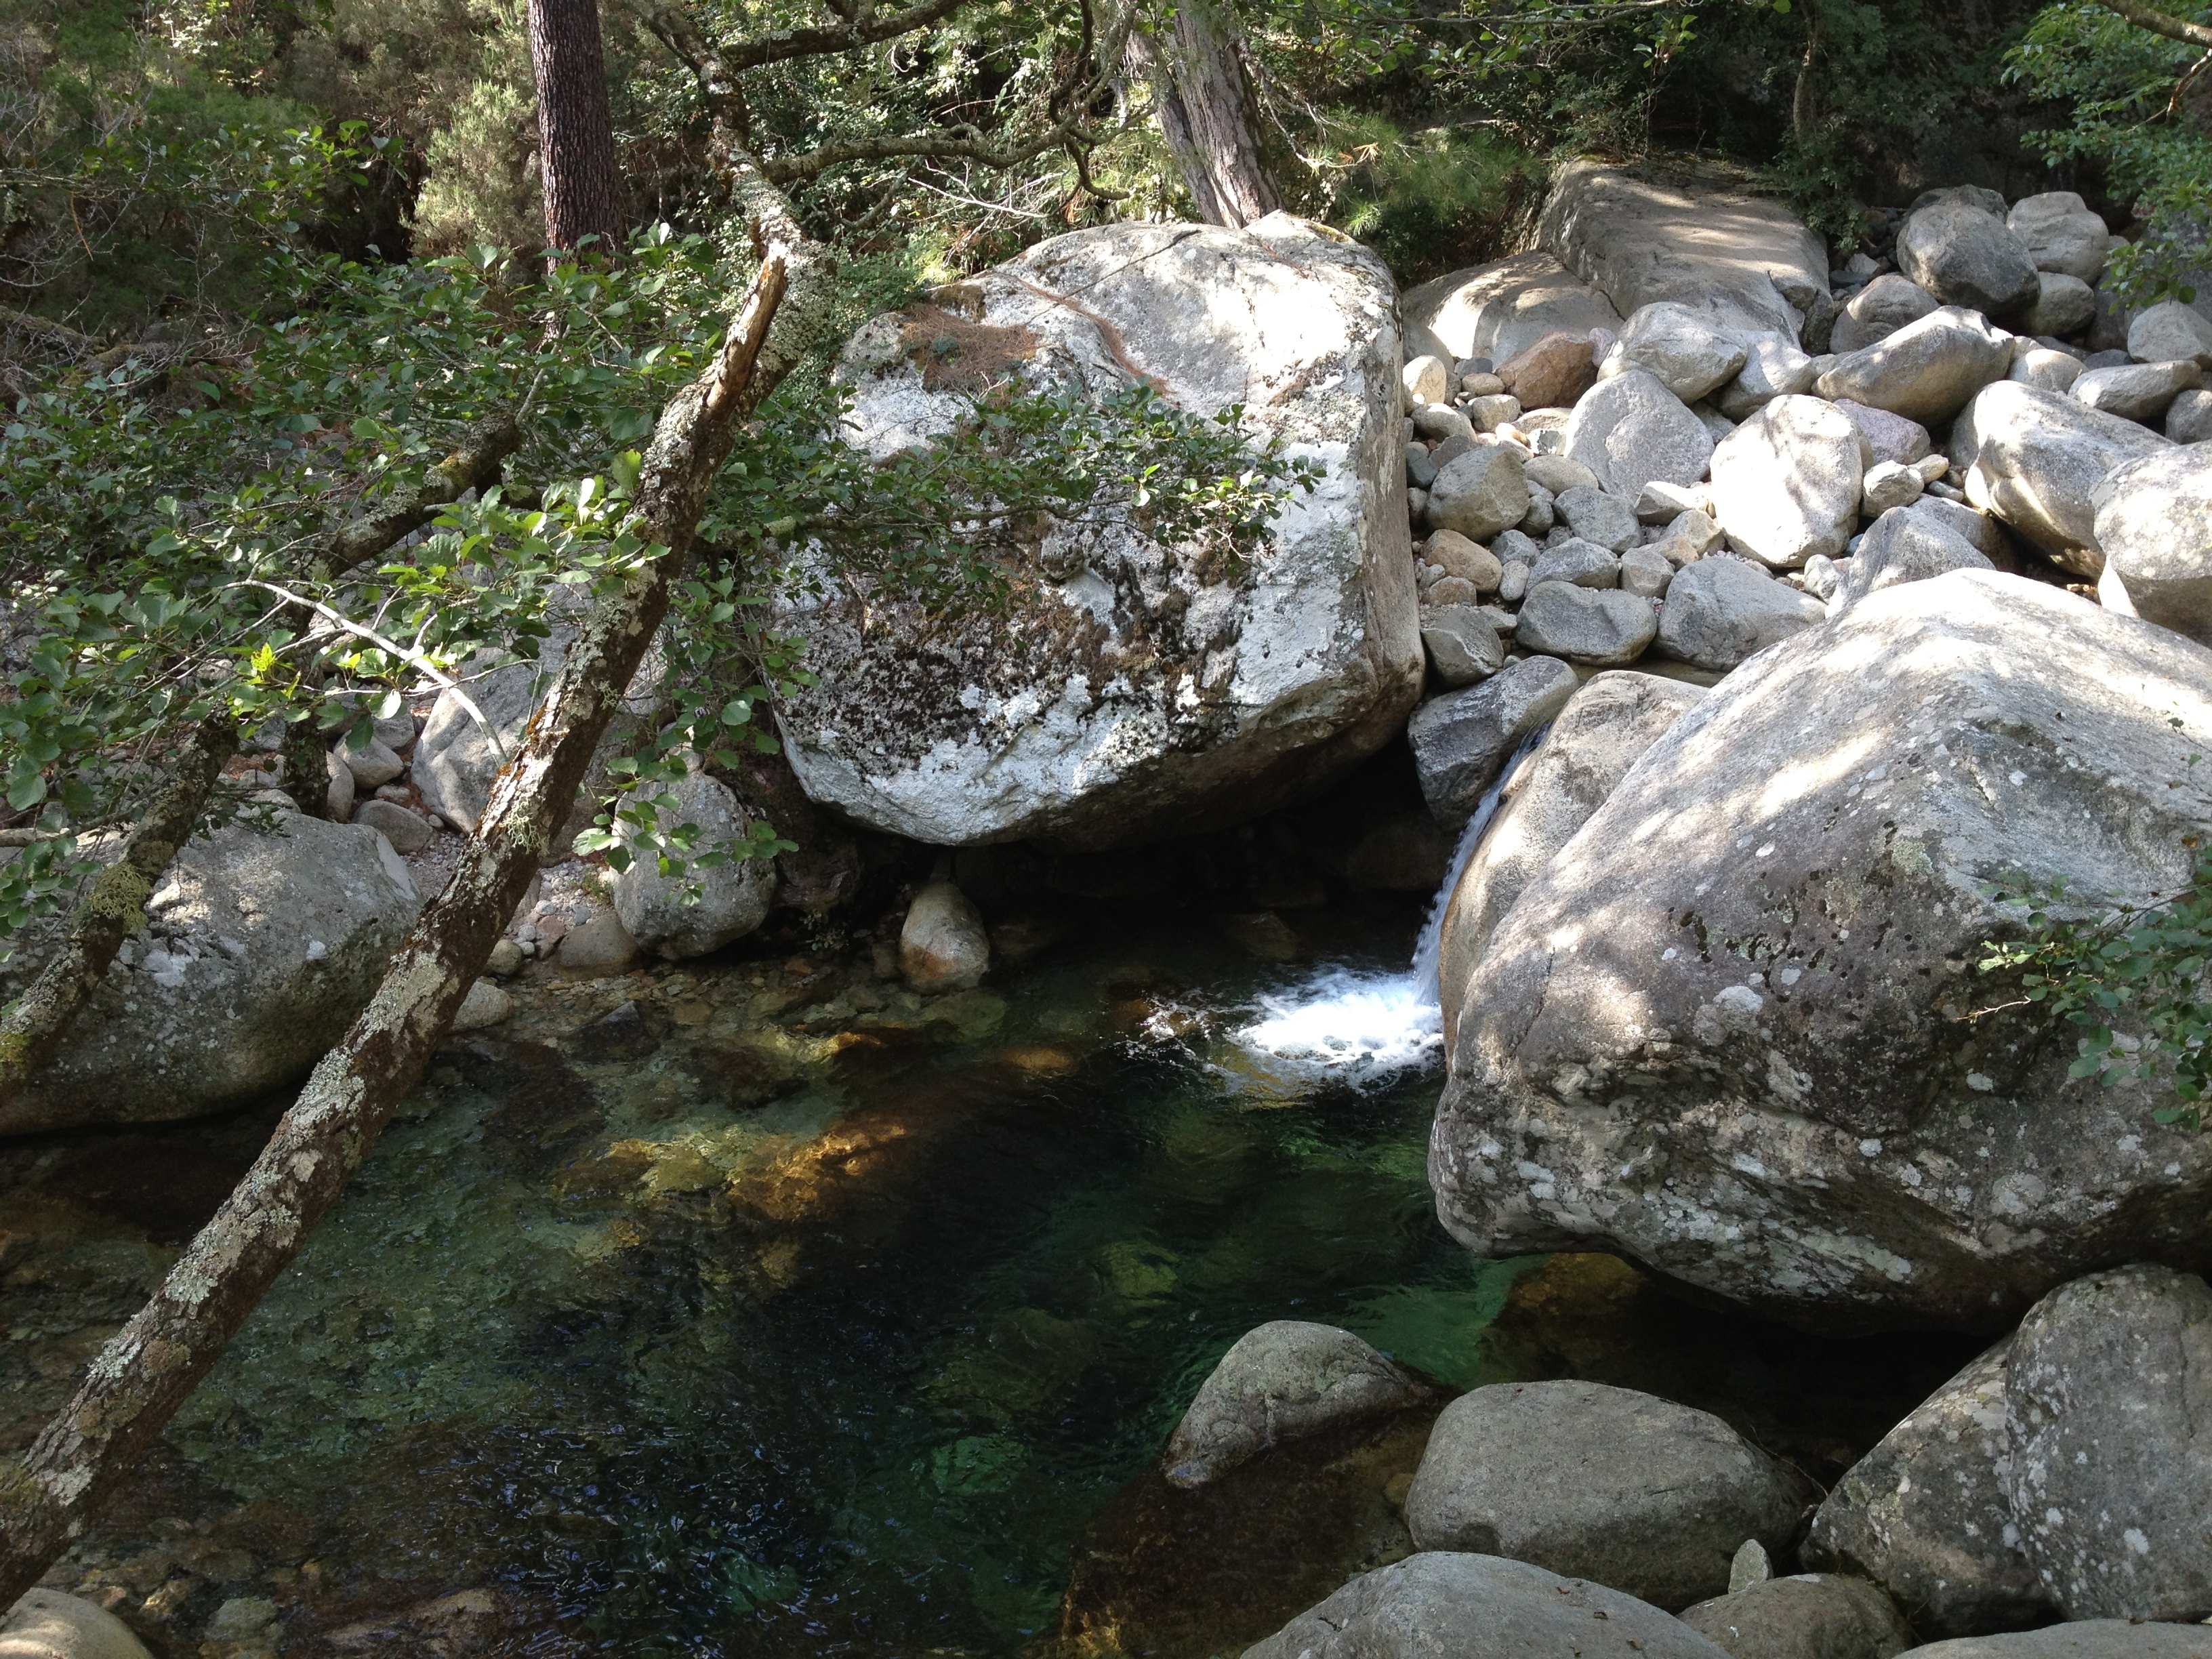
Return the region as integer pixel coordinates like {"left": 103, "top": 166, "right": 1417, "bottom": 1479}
{"left": 1408, "top": 655, "right": 1580, "bottom": 828}
{"left": 1539, "top": 160, "right": 1830, "bottom": 344}
{"left": 1404, "top": 250, "right": 1624, "bottom": 370}
{"left": 1424, "top": 530, "right": 1503, "bottom": 592}
{"left": 1557, "top": 483, "right": 1641, "bottom": 552}
{"left": 1530, "top": 537, "right": 1621, "bottom": 590}
{"left": 777, "top": 215, "right": 1422, "bottom": 849}
{"left": 2005, "top": 1265, "right": 2212, "bottom": 1622}
{"left": 2024, "top": 272, "right": 2096, "bottom": 340}
{"left": 1162, "top": 1319, "right": 1427, "bottom": 1488}
{"left": 1422, "top": 605, "right": 1506, "bottom": 686}
{"left": 1565, "top": 370, "right": 1717, "bottom": 502}
{"left": 1404, "top": 1381, "right": 1810, "bottom": 1610}
{"left": 1413, "top": 402, "right": 1475, "bottom": 444}
{"left": 2127, "top": 298, "right": 2212, "bottom": 367}
{"left": 1679, "top": 1576, "right": 1917, "bottom": 1659}
{"left": 2010, "top": 347, "right": 2084, "bottom": 392}
{"left": 0, "top": 818, "right": 420, "bottom": 1134}
{"left": 2072, "top": 360, "right": 2205, "bottom": 423}
{"left": 1656, "top": 508, "right": 1727, "bottom": 565}
{"left": 1467, "top": 393, "right": 1521, "bottom": 432}
{"left": 451, "top": 979, "right": 514, "bottom": 1031}
{"left": 1898, "top": 201, "right": 2043, "bottom": 321}
{"left": 1717, "top": 335, "right": 1819, "bottom": 419}
{"left": 1730, "top": 1541, "right": 1773, "bottom": 1593}
{"left": 1436, "top": 671, "right": 1704, "bottom": 1043}
{"left": 1954, "top": 380, "right": 2173, "bottom": 573}
{"left": 1429, "top": 438, "right": 1533, "bottom": 542}
{"left": 1816, "top": 308, "right": 2015, "bottom": 425}
{"left": 1620, "top": 544, "right": 1675, "bottom": 598}
{"left": 2092, "top": 443, "right": 2212, "bottom": 644}
{"left": 1517, "top": 479, "right": 1555, "bottom": 535}
{"left": 485, "top": 937, "right": 525, "bottom": 977}
{"left": 1803, "top": 554, "right": 1843, "bottom": 602}
{"left": 1860, "top": 460, "right": 1925, "bottom": 516}
{"left": 2008, "top": 192, "right": 2112, "bottom": 283}
{"left": 324, "top": 746, "right": 354, "bottom": 821}
{"left": 1526, "top": 453, "right": 1603, "bottom": 495}
{"left": 1910, "top": 185, "right": 2009, "bottom": 220}
{"left": 1835, "top": 504, "right": 1993, "bottom": 610}
{"left": 1241, "top": 1552, "right": 1732, "bottom": 1659}
{"left": 1404, "top": 354, "right": 1448, "bottom": 407}
{"left": 340, "top": 736, "right": 405, "bottom": 789}
{"left": 1803, "top": 1344, "right": 2051, "bottom": 1638}
{"left": 1656, "top": 554, "right": 1827, "bottom": 672}
{"left": 1513, "top": 582, "right": 1658, "bottom": 667}
{"left": 0, "top": 1589, "right": 153, "bottom": 1659}
{"left": 610, "top": 772, "right": 777, "bottom": 960}
{"left": 901, "top": 880, "right": 989, "bottom": 992}
{"left": 1638, "top": 478, "right": 1711, "bottom": 523}
{"left": 1900, "top": 1624, "right": 2212, "bottom": 1659}
{"left": 1711, "top": 394, "right": 1866, "bottom": 569}
{"left": 1909, "top": 493, "right": 2008, "bottom": 560}
{"left": 2166, "top": 388, "right": 2212, "bottom": 443}
{"left": 556, "top": 907, "right": 639, "bottom": 972}
{"left": 352, "top": 798, "right": 434, "bottom": 854}
{"left": 1432, "top": 571, "right": 2212, "bottom": 1330}
{"left": 1617, "top": 302, "right": 1750, "bottom": 402}
{"left": 1832, "top": 276, "right": 1941, "bottom": 355}
{"left": 1835, "top": 400, "right": 1934, "bottom": 467}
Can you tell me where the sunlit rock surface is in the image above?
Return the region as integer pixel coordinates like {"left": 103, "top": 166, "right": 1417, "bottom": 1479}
{"left": 775, "top": 213, "right": 1422, "bottom": 848}
{"left": 1433, "top": 571, "right": 2212, "bottom": 1330}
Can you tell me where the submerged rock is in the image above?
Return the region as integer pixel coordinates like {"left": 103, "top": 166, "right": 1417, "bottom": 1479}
{"left": 0, "top": 817, "right": 420, "bottom": 1134}
{"left": 1162, "top": 1319, "right": 1427, "bottom": 1488}
{"left": 1804, "top": 1344, "right": 2051, "bottom": 1637}
{"left": 2004, "top": 1265, "right": 2212, "bottom": 1622}
{"left": 774, "top": 215, "right": 1422, "bottom": 848}
{"left": 900, "top": 880, "right": 990, "bottom": 992}
{"left": 0, "top": 1589, "right": 152, "bottom": 1659}
{"left": 1678, "top": 1574, "right": 1916, "bottom": 1659}
{"left": 1431, "top": 571, "right": 2212, "bottom": 1330}
{"left": 1403, "top": 1380, "right": 1810, "bottom": 1610}
{"left": 1242, "top": 1551, "right": 1732, "bottom": 1659}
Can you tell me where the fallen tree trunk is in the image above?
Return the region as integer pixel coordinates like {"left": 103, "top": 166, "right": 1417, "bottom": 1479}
{"left": 0, "top": 715, "right": 237, "bottom": 1116}
{"left": 0, "top": 203, "right": 808, "bottom": 1605}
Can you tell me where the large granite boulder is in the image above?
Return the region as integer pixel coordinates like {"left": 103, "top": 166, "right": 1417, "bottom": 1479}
{"left": 1403, "top": 1380, "right": 1811, "bottom": 1610}
{"left": 1804, "top": 1344, "right": 2052, "bottom": 1637}
{"left": 1614, "top": 302, "right": 1750, "bottom": 402}
{"left": 1162, "top": 1320, "right": 1427, "bottom": 1488}
{"left": 1513, "top": 581, "right": 1658, "bottom": 666}
{"left": 1538, "top": 160, "right": 1828, "bottom": 343}
{"left": 773, "top": 216, "right": 1422, "bottom": 847}
{"left": 1903, "top": 1627, "right": 2212, "bottom": 1659}
{"left": 1679, "top": 1575, "right": 1917, "bottom": 1659}
{"left": 2007, "top": 192, "right": 2112, "bottom": 284}
{"left": 1404, "top": 249, "right": 1624, "bottom": 369}
{"left": 2093, "top": 445, "right": 2212, "bottom": 644}
{"left": 1898, "top": 200, "right": 2042, "bottom": 322}
{"left": 1431, "top": 571, "right": 2212, "bottom": 1330}
{"left": 1436, "top": 672, "right": 1706, "bottom": 1043}
{"left": 1815, "top": 308, "right": 2013, "bottom": 425}
{"left": 1242, "top": 1553, "right": 1732, "bottom": 1659}
{"left": 1708, "top": 394, "right": 1866, "bottom": 569}
{"left": 0, "top": 816, "right": 421, "bottom": 1134}
{"left": 1565, "top": 370, "right": 1717, "bottom": 501}
{"left": 1954, "top": 381, "right": 2173, "bottom": 576}
{"left": 2005, "top": 1265, "right": 2212, "bottom": 1622}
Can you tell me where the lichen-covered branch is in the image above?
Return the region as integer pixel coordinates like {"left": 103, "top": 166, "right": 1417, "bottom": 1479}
{"left": 2098, "top": 0, "right": 2212, "bottom": 48}
{"left": 321, "top": 412, "right": 520, "bottom": 575}
{"left": 0, "top": 714, "right": 235, "bottom": 1118}
{"left": 0, "top": 200, "right": 812, "bottom": 1607}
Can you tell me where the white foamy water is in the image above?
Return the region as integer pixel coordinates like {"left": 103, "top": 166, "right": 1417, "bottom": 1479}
{"left": 1227, "top": 731, "right": 1545, "bottom": 1089}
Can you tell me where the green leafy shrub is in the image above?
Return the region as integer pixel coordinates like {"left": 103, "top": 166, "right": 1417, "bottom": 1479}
{"left": 1315, "top": 117, "right": 1546, "bottom": 284}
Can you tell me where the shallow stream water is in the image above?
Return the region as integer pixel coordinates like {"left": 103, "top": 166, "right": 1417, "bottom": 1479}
{"left": 0, "top": 896, "right": 1979, "bottom": 1658}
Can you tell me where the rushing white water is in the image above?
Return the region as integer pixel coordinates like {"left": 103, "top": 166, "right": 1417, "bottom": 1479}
{"left": 1229, "top": 732, "right": 1545, "bottom": 1088}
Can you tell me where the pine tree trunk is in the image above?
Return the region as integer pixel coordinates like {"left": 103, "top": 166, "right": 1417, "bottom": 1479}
{"left": 528, "top": 0, "right": 627, "bottom": 251}
{"left": 1128, "top": 0, "right": 1280, "bottom": 228}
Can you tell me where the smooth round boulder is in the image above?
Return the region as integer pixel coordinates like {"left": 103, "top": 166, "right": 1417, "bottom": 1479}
{"left": 1565, "top": 369, "right": 1717, "bottom": 502}
{"left": 2127, "top": 298, "right": 2212, "bottom": 367}
{"left": 2007, "top": 192, "right": 2112, "bottom": 283}
{"left": 2167, "top": 387, "right": 2212, "bottom": 443}
{"left": 1162, "top": 1320, "right": 1427, "bottom": 1488}
{"left": 1834, "top": 504, "right": 1992, "bottom": 611}
{"left": 1831, "top": 275, "right": 1940, "bottom": 355}
{"left": 1404, "top": 1382, "right": 1809, "bottom": 1610}
{"left": 1420, "top": 605, "right": 1506, "bottom": 686}
{"left": 1407, "top": 655, "right": 1578, "bottom": 829}
{"left": 1513, "top": 581, "right": 1658, "bottom": 666}
{"left": 1654, "top": 555, "right": 1826, "bottom": 671}
{"left": 1429, "top": 438, "right": 1533, "bottom": 541}
{"left": 1528, "top": 537, "right": 1621, "bottom": 590}
{"left": 1902, "top": 1625, "right": 2212, "bottom": 1659}
{"left": 2092, "top": 444, "right": 2212, "bottom": 644}
{"left": 1616, "top": 301, "right": 1750, "bottom": 402}
{"left": 2072, "top": 360, "right": 2204, "bottom": 422}
{"left": 1815, "top": 307, "right": 2013, "bottom": 425}
{"left": 2005, "top": 1265, "right": 2212, "bottom": 1622}
{"left": 1709, "top": 394, "right": 1865, "bottom": 569}
{"left": 1242, "top": 1552, "right": 1732, "bottom": 1659}
{"left": 2024, "top": 272, "right": 2096, "bottom": 340}
{"left": 1679, "top": 1574, "right": 1916, "bottom": 1659}
{"left": 0, "top": 1590, "right": 152, "bottom": 1659}
{"left": 1898, "top": 199, "right": 2041, "bottom": 321}
{"left": 900, "top": 880, "right": 990, "bottom": 992}
{"left": 1954, "top": 380, "right": 2173, "bottom": 573}
{"left": 1556, "top": 483, "right": 1640, "bottom": 552}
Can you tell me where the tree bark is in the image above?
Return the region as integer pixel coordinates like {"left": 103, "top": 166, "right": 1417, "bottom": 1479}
{"left": 1127, "top": 0, "right": 1280, "bottom": 229}
{"left": 2098, "top": 0, "right": 2212, "bottom": 49}
{"left": 0, "top": 716, "right": 234, "bottom": 1118}
{"left": 528, "top": 0, "right": 628, "bottom": 251}
{"left": 0, "top": 191, "right": 813, "bottom": 1604}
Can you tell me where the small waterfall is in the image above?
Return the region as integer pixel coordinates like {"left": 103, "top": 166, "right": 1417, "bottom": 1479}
{"left": 1230, "top": 729, "right": 1547, "bottom": 1086}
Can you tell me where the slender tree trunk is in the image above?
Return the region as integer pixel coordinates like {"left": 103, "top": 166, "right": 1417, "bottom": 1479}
{"left": 0, "top": 196, "right": 813, "bottom": 1603}
{"left": 1790, "top": 0, "right": 1824, "bottom": 146}
{"left": 1127, "top": 0, "right": 1280, "bottom": 228}
{"left": 0, "top": 716, "right": 234, "bottom": 1120}
{"left": 528, "top": 0, "right": 627, "bottom": 251}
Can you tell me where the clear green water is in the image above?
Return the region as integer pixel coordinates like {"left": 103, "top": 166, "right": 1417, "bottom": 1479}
{"left": 3, "top": 900, "right": 1979, "bottom": 1656}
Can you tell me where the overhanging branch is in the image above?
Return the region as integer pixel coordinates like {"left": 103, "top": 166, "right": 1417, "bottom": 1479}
{"left": 2099, "top": 0, "right": 2212, "bottom": 47}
